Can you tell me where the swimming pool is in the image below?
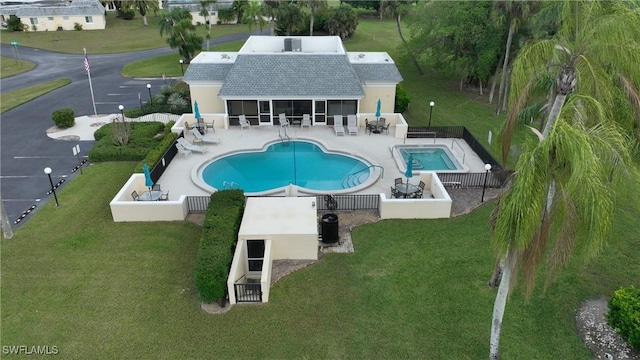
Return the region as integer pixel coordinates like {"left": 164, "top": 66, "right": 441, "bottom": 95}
{"left": 199, "top": 140, "right": 375, "bottom": 194}
{"left": 393, "top": 145, "right": 467, "bottom": 173}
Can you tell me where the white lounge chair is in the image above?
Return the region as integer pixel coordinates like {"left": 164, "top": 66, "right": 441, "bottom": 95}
{"left": 279, "top": 113, "right": 289, "bottom": 127}
{"left": 301, "top": 114, "right": 311, "bottom": 128}
{"left": 175, "top": 143, "right": 191, "bottom": 158}
{"left": 333, "top": 115, "right": 345, "bottom": 136}
{"left": 177, "top": 137, "right": 208, "bottom": 153}
{"left": 191, "top": 128, "right": 221, "bottom": 144}
{"left": 239, "top": 115, "right": 251, "bottom": 130}
{"left": 347, "top": 115, "right": 358, "bottom": 135}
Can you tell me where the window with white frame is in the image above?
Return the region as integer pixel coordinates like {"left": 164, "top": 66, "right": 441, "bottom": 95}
{"left": 30, "top": 18, "right": 38, "bottom": 25}
{"left": 85, "top": 16, "right": 93, "bottom": 23}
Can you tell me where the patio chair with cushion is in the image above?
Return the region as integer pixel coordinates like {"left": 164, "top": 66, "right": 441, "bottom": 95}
{"left": 301, "top": 114, "right": 311, "bottom": 128}
{"left": 191, "top": 128, "right": 221, "bottom": 144}
{"left": 347, "top": 115, "right": 358, "bottom": 135}
{"left": 333, "top": 115, "right": 345, "bottom": 136}
{"left": 239, "top": 115, "right": 251, "bottom": 130}
{"left": 177, "top": 137, "right": 208, "bottom": 154}
{"left": 175, "top": 143, "right": 192, "bottom": 158}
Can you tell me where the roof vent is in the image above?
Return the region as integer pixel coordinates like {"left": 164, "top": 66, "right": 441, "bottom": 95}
{"left": 358, "top": 53, "right": 365, "bottom": 59}
{"left": 221, "top": 54, "right": 230, "bottom": 59}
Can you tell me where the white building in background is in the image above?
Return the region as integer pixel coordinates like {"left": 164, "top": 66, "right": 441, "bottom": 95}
{"left": 4, "top": 0, "right": 106, "bottom": 31}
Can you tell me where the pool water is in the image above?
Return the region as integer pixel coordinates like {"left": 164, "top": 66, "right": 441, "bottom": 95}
{"left": 399, "top": 147, "right": 461, "bottom": 171}
{"left": 201, "top": 141, "right": 370, "bottom": 192}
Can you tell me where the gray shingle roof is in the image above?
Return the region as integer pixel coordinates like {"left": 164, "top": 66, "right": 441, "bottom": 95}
{"left": 352, "top": 63, "right": 403, "bottom": 83}
{"left": 219, "top": 54, "right": 365, "bottom": 98}
{"left": 183, "top": 63, "right": 233, "bottom": 82}
{"left": 16, "top": 0, "right": 105, "bottom": 17}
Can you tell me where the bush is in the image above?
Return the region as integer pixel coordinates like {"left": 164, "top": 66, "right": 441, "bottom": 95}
{"left": 394, "top": 84, "right": 411, "bottom": 113}
{"left": 6, "top": 15, "right": 27, "bottom": 32}
{"left": 88, "top": 121, "right": 167, "bottom": 162}
{"left": 121, "top": 9, "right": 135, "bottom": 20}
{"left": 52, "top": 108, "right": 75, "bottom": 128}
{"left": 194, "top": 190, "right": 245, "bottom": 303}
{"left": 606, "top": 286, "right": 640, "bottom": 350}
{"left": 74, "top": 22, "right": 83, "bottom": 31}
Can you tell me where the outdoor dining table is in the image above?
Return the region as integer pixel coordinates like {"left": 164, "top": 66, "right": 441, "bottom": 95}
{"left": 137, "top": 190, "right": 163, "bottom": 201}
{"left": 368, "top": 119, "right": 386, "bottom": 134}
{"left": 395, "top": 183, "right": 420, "bottom": 198}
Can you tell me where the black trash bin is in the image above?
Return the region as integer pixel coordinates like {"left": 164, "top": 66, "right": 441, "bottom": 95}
{"left": 321, "top": 213, "right": 339, "bottom": 244}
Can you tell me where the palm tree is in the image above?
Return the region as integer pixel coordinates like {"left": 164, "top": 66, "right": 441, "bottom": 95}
{"left": 242, "top": 0, "right": 267, "bottom": 34}
{"left": 490, "top": 2, "right": 640, "bottom": 359}
{"left": 199, "top": 0, "right": 217, "bottom": 50}
{"left": 128, "top": 0, "right": 159, "bottom": 26}
{"left": 299, "top": 0, "right": 327, "bottom": 36}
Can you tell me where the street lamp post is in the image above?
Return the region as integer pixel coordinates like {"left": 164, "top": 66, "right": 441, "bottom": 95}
{"left": 481, "top": 163, "right": 492, "bottom": 202}
{"left": 179, "top": 59, "right": 184, "bottom": 76}
{"left": 147, "top": 83, "right": 152, "bottom": 105}
{"left": 119, "top": 104, "right": 124, "bottom": 122}
{"left": 428, "top": 101, "right": 435, "bottom": 127}
{"left": 44, "top": 167, "right": 59, "bottom": 207}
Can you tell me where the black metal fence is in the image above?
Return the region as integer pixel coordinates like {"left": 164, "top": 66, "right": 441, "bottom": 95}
{"left": 314, "top": 194, "right": 380, "bottom": 211}
{"left": 149, "top": 134, "right": 183, "bottom": 184}
{"left": 234, "top": 283, "right": 262, "bottom": 303}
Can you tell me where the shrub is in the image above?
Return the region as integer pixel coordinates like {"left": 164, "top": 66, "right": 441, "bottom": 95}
{"left": 6, "top": 15, "right": 27, "bottom": 32}
{"left": 88, "top": 122, "right": 167, "bottom": 162}
{"left": 394, "top": 84, "right": 411, "bottom": 113}
{"left": 74, "top": 22, "right": 83, "bottom": 30}
{"left": 194, "top": 190, "right": 245, "bottom": 303}
{"left": 606, "top": 286, "right": 640, "bottom": 350}
{"left": 121, "top": 9, "right": 135, "bottom": 20}
{"left": 52, "top": 108, "right": 75, "bottom": 128}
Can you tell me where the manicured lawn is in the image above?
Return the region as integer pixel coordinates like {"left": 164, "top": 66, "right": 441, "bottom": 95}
{"left": 0, "top": 56, "right": 35, "bottom": 78}
{"left": 0, "top": 12, "right": 252, "bottom": 54}
{"left": 0, "top": 78, "right": 71, "bottom": 113}
{"left": 1, "top": 162, "right": 638, "bottom": 358}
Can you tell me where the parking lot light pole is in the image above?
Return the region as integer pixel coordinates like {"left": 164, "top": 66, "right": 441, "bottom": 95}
{"left": 119, "top": 104, "right": 124, "bottom": 122}
{"left": 179, "top": 59, "right": 184, "bottom": 76}
{"left": 44, "top": 167, "right": 59, "bottom": 207}
{"left": 481, "top": 163, "right": 492, "bottom": 202}
{"left": 147, "top": 83, "right": 152, "bottom": 105}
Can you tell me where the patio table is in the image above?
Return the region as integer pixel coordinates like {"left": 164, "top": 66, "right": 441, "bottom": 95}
{"left": 369, "top": 119, "right": 386, "bottom": 134}
{"left": 137, "top": 190, "right": 163, "bottom": 201}
{"left": 395, "top": 183, "right": 419, "bottom": 198}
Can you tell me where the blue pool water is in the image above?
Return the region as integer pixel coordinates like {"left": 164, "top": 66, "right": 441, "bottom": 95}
{"left": 398, "top": 146, "right": 461, "bottom": 171}
{"left": 201, "top": 141, "right": 370, "bottom": 192}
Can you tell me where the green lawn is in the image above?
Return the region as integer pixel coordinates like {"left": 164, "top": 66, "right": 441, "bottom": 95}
{"left": 0, "top": 78, "right": 71, "bottom": 113}
{"left": 1, "top": 162, "right": 637, "bottom": 359}
{"left": 0, "top": 56, "right": 35, "bottom": 78}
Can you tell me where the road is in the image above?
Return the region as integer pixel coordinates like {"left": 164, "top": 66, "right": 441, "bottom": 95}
{"left": 0, "top": 32, "right": 260, "bottom": 229}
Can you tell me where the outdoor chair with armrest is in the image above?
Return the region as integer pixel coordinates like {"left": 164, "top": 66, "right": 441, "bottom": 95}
{"left": 395, "top": 178, "right": 403, "bottom": 186}
{"left": 177, "top": 138, "right": 208, "bottom": 153}
{"left": 159, "top": 191, "right": 169, "bottom": 201}
{"left": 205, "top": 120, "right": 215, "bottom": 133}
{"left": 131, "top": 190, "right": 139, "bottom": 201}
{"left": 152, "top": 184, "right": 161, "bottom": 191}
{"left": 381, "top": 122, "right": 390, "bottom": 135}
{"left": 239, "top": 115, "right": 251, "bottom": 130}
{"left": 279, "top": 113, "right": 289, "bottom": 127}
{"left": 191, "top": 128, "right": 221, "bottom": 144}
{"left": 301, "top": 114, "right": 311, "bottom": 128}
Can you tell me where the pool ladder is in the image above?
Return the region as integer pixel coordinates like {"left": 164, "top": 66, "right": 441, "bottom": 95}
{"left": 222, "top": 181, "right": 241, "bottom": 190}
{"left": 279, "top": 126, "right": 290, "bottom": 142}
{"left": 342, "top": 165, "right": 384, "bottom": 189}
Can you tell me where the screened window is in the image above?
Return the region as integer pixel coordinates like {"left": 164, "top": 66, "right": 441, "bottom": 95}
{"left": 227, "top": 100, "right": 258, "bottom": 124}
{"left": 48, "top": 17, "right": 54, "bottom": 21}
{"left": 85, "top": 16, "right": 93, "bottom": 23}
{"left": 30, "top": 18, "right": 38, "bottom": 25}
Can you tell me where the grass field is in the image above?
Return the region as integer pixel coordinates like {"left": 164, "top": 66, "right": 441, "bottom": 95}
{"left": 0, "top": 56, "right": 35, "bottom": 78}
{"left": 1, "top": 14, "right": 639, "bottom": 360}
{"left": 0, "top": 78, "right": 71, "bottom": 113}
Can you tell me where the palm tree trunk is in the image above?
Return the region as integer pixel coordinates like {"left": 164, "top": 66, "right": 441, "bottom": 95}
{"left": 396, "top": 15, "right": 424, "bottom": 75}
{"left": 490, "top": 251, "right": 514, "bottom": 360}
{"left": 496, "top": 20, "right": 516, "bottom": 116}
{"left": 143, "top": 15, "right": 148, "bottom": 26}
{"left": 310, "top": 11, "right": 315, "bottom": 36}
{"left": 489, "top": 54, "right": 504, "bottom": 104}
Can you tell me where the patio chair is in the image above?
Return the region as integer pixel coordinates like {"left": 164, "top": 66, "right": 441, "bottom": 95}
{"left": 175, "top": 143, "right": 192, "bottom": 158}
{"left": 301, "top": 114, "right": 311, "bottom": 128}
{"left": 239, "top": 115, "right": 251, "bottom": 130}
{"left": 365, "top": 119, "right": 373, "bottom": 135}
{"left": 152, "top": 184, "right": 161, "bottom": 191}
{"left": 191, "top": 128, "right": 221, "bottom": 144}
{"left": 390, "top": 187, "right": 402, "bottom": 199}
{"left": 205, "top": 120, "right": 215, "bottom": 133}
{"left": 381, "top": 122, "right": 390, "bottom": 135}
{"left": 333, "top": 115, "right": 345, "bottom": 136}
{"left": 395, "top": 178, "right": 403, "bottom": 186}
{"left": 411, "top": 181, "right": 426, "bottom": 199}
{"left": 131, "top": 190, "right": 139, "bottom": 201}
{"left": 177, "top": 137, "right": 208, "bottom": 154}
{"left": 159, "top": 191, "right": 169, "bottom": 201}
{"left": 347, "top": 115, "right": 358, "bottom": 135}
{"left": 184, "top": 121, "right": 195, "bottom": 131}
{"left": 279, "top": 113, "right": 289, "bottom": 127}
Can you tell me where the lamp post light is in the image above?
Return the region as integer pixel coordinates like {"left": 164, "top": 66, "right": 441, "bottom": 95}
{"left": 118, "top": 104, "right": 124, "bottom": 122}
{"left": 146, "top": 83, "right": 152, "bottom": 105}
{"left": 481, "top": 163, "right": 492, "bottom": 202}
{"left": 428, "top": 101, "right": 435, "bottom": 127}
{"left": 44, "top": 167, "right": 59, "bottom": 207}
{"left": 179, "top": 59, "right": 184, "bottom": 76}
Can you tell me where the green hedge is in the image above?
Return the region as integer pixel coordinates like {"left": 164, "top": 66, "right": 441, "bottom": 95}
{"left": 606, "top": 285, "right": 640, "bottom": 350}
{"left": 133, "top": 121, "right": 177, "bottom": 173}
{"left": 194, "top": 190, "right": 246, "bottom": 303}
{"left": 52, "top": 108, "right": 75, "bottom": 128}
{"left": 394, "top": 84, "right": 411, "bottom": 113}
{"left": 88, "top": 121, "right": 168, "bottom": 162}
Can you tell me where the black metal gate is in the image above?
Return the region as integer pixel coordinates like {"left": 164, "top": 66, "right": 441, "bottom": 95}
{"left": 234, "top": 283, "right": 262, "bottom": 303}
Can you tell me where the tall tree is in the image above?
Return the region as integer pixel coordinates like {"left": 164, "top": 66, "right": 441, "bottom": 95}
{"left": 490, "top": 2, "right": 640, "bottom": 359}
{"left": 299, "top": 0, "right": 327, "bottom": 36}
{"left": 381, "top": 0, "right": 423, "bottom": 75}
{"left": 242, "top": 0, "right": 268, "bottom": 34}
{"left": 327, "top": 3, "right": 358, "bottom": 40}
{"left": 492, "top": 1, "right": 540, "bottom": 115}
{"left": 232, "top": 0, "right": 249, "bottom": 24}
{"left": 158, "top": 8, "right": 203, "bottom": 63}
{"left": 128, "top": 0, "right": 160, "bottom": 26}
{"left": 199, "top": 0, "right": 217, "bottom": 51}
{"left": 275, "top": 1, "right": 305, "bottom": 36}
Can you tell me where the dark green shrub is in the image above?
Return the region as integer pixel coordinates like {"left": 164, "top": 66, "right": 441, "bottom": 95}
{"left": 194, "top": 190, "right": 245, "bottom": 303}
{"left": 52, "top": 108, "right": 75, "bottom": 128}
{"left": 74, "top": 22, "right": 83, "bottom": 30}
{"left": 394, "top": 84, "right": 411, "bottom": 113}
{"left": 121, "top": 9, "right": 135, "bottom": 20}
{"left": 7, "top": 15, "right": 27, "bottom": 32}
{"left": 606, "top": 286, "right": 640, "bottom": 350}
{"left": 88, "top": 122, "right": 167, "bottom": 162}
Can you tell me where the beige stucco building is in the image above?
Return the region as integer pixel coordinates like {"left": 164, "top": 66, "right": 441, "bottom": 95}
{"left": 182, "top": 35, "right": 403, "bottom": 128}
{"left": 12, "top": 0, "right": 106, "bottom": 32}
